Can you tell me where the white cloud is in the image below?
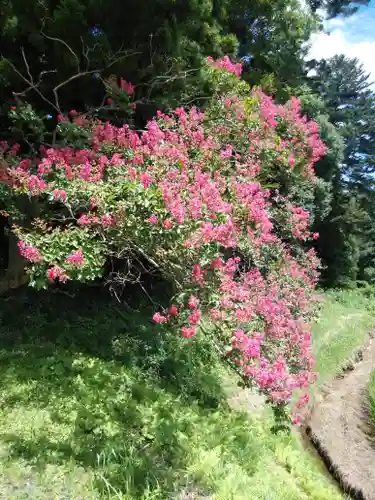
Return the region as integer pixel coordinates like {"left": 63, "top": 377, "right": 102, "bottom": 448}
{"left": 307, "top": 29, "right": 375, "bottom": 86}
{"left": 326, "top": 17, "right": 345, "bottom": 27}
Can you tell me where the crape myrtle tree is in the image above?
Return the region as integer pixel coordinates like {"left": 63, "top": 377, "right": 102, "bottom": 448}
{"left": 0, "top": 57, "right": 328, "bottom": 426}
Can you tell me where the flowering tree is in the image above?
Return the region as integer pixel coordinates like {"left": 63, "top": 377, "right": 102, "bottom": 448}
{"left": 0, "top": 56, "right": 327, "bottom": 425}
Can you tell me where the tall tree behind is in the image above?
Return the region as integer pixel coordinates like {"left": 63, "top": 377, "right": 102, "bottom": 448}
{"left": 226, "top": 0, "right": 318, "bottom": 99}
{"left": 309, "top": 55, "right": 375, "bottom": 286}
{"left": 308, "top": 0, "right": 369, "bottom": 17}
{"left": 0, "top": 0, "right": 318, "bottom": 124}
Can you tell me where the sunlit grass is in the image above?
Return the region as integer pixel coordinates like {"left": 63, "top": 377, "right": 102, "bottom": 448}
{"left": 0, "top": 286, "right": 358, "bottom": 499}
{"left": 312, "top": 289, "right": 375, "bottom": 384}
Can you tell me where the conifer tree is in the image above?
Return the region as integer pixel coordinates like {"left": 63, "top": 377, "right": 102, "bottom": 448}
{"left": 309, "top": 55, "right": 375, "bottom": 286}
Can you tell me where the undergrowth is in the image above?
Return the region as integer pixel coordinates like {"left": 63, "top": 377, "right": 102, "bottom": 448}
{"left": 0, "top": 285, "right": 346, "bottom": 499}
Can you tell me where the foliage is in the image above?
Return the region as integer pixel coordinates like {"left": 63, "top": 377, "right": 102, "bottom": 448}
{"left": 308, "top": 55, "right": 375, "bottom": 287}
{"left": 0, "top": 287, "right": 345, "bottom": 499}
{"left": 0, "top": 0, "right": 317, "bottom": 136}
{"left": 0, "top": 58, "right": 329, "bottom": 423}
{"left": 308, "top": 0, "right": 369, "bottom": 18}
{"left": 226, "top": 0, "right": 318, "bottom": 98}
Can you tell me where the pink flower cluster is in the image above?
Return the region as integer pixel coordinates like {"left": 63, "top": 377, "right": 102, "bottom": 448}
{"left": 120, "top": 79, "right": 135, "bottom": 95}
{"left": 209, "top": 257, "right": 317, "bottom": 405}
{"left": 52, "top": 189, "right": 67, "bottom": 202}
{"left": 288, "top": 204, "right": 311, "bottom": 240}
{"left": 153, "top": 293, "right": 201, "bottom": 339}
{"left": 65, "top": 250, "right": 84, "bottom": 266}
{"left": 47, "top": 266, "right": 69, "bottom": 282}
{"left": 77, "top": 213, "right": 116, "bottom": 227}
{"left": 17, "top": 241, "right": 43, "bottom": 263}
{"left": 207, "top": 56, "right": 242, "bottom": 78}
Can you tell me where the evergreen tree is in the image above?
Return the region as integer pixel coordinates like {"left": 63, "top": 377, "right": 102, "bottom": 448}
{"left": 309, "top": 55, "right": 375, "bottom": 286}
{"left": 308, "top": 0, "right": 369, "bottom": 18}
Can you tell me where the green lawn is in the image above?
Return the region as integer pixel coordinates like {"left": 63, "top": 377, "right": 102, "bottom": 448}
{"left": 312, "top": 289, "right": 375, "bottom": 384}
{"left": 0, "top": 287, "right": 348, "bottom": 499}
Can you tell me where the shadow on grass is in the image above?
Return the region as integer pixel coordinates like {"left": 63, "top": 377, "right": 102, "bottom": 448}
{"left": 0, "top": 286, "right": 227, "bottom": 497}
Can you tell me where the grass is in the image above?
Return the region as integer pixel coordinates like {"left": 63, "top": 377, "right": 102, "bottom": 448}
{"left": 312, "top": 289, "right": 375, "bottom": 385}
{"left": 368, "top": 370, "right": 375, "bottom": 432}
{"left": 0, "top": 286, "right": 349, "bottom": 500}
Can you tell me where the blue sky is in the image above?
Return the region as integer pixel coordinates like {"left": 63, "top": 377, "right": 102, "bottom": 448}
{"left": 307, "top": 1, "right": 375, "bottom": 86}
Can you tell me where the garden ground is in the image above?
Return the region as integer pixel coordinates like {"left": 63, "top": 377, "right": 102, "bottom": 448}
{"left": 0, "top": 287, "right": 373, "bottom": 499}
{"left": 309, "top": 331, "right": 375, "bottom": 500}
{"left": 369, "top": 369, "right": 375, "bottom": 432}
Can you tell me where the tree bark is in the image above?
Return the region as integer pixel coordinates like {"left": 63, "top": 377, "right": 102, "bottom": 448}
{"left": 0, "top": 219, "right": 27, "bottom": 295}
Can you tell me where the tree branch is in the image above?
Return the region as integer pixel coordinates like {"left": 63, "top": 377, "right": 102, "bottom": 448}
{"left": 5, "top": 55, "right": 60, "bottom": 112}
{"left": 41, "top": 30, "right": 81, "bottom": 72}
{"left": 6, "top": 36, "right": 140, "bottom": 114}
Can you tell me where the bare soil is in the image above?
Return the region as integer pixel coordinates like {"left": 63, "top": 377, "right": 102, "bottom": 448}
{"left": 307, "top": 332, "right": 375, "bottom": 500}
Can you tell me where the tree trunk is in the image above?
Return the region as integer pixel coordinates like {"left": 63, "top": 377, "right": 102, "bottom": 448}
{"left": 0, "top": 230, "right": 27, "bottom": 295}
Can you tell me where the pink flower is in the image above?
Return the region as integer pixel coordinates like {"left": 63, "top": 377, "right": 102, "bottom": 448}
{"left": 220, "top": 144, "right": 233, "bottom": 159}
{"left": 188, "top": 309, "right": 201, "bottom": 326}
{"left": 210, "top": 309, "right": 227, "bottom": 321}
{"left": 47, "top": 266, "right": 69, "bottom": 282}
{"left": 77, "top": 214, "right": 91, "bottom": 225}
{"left": 140, "top": 173, "right": 152, "bottom": 188}
{"left": 146, "top": 215, "right": 158, "bottom": 225}
{"left": 181, "top": 325, "right": 197, "bottom": 338}
{"left": 168, "top": 304, "right": 179, "bottom": 317}
{"left": 19, "top": 159, "right": 32, "bottom": 171}
{"left": 106, "top": 97, "right": 113, "bottom": 105}
{"left": 101, "top": 215, "right": 114, "bottom": 227}
{"left": 132, "top": 155, "right": 144, "bottom": 165}
{"left": 296, "top": 392, "right": 310, "bottom": 409}
{"left": 52, "top": 189, "right": 67, "bottom": 202}
{"left": 211, "top": 257, "right": 224, "bottom": 269}
{"left": 65, "top": 250, "right": 84, "bottom": 266}
{"left": 192, "top": 264, "right": 206, "bottom": 288}
{"left": 26, "top": 175, "right": 48, "bottom": 195}
{"left": 120, "top": 79, "right": 135, "bottom": 95}
{"left": 207, "top": 56, "right": 242, "bottom": 77}
{"left": 153, "top": 312, "right": 168, "bottom": 324}
{"left": 188, "top": 295, "right": 200, "bottom": 310}
{"left": 3, "top": 74, "right": 324, "bottom": 411}
{"left": 17, "top": 241, "right": 43, "bottom": 263}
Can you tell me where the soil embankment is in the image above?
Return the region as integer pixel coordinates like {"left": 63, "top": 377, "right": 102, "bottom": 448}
{"left": 307, "top": 333, "right": 375, "bottom": 500}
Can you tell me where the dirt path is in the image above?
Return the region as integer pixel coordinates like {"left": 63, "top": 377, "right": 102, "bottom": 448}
{"left": 307, "top": 332, "right": 375, "bottom": 500}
